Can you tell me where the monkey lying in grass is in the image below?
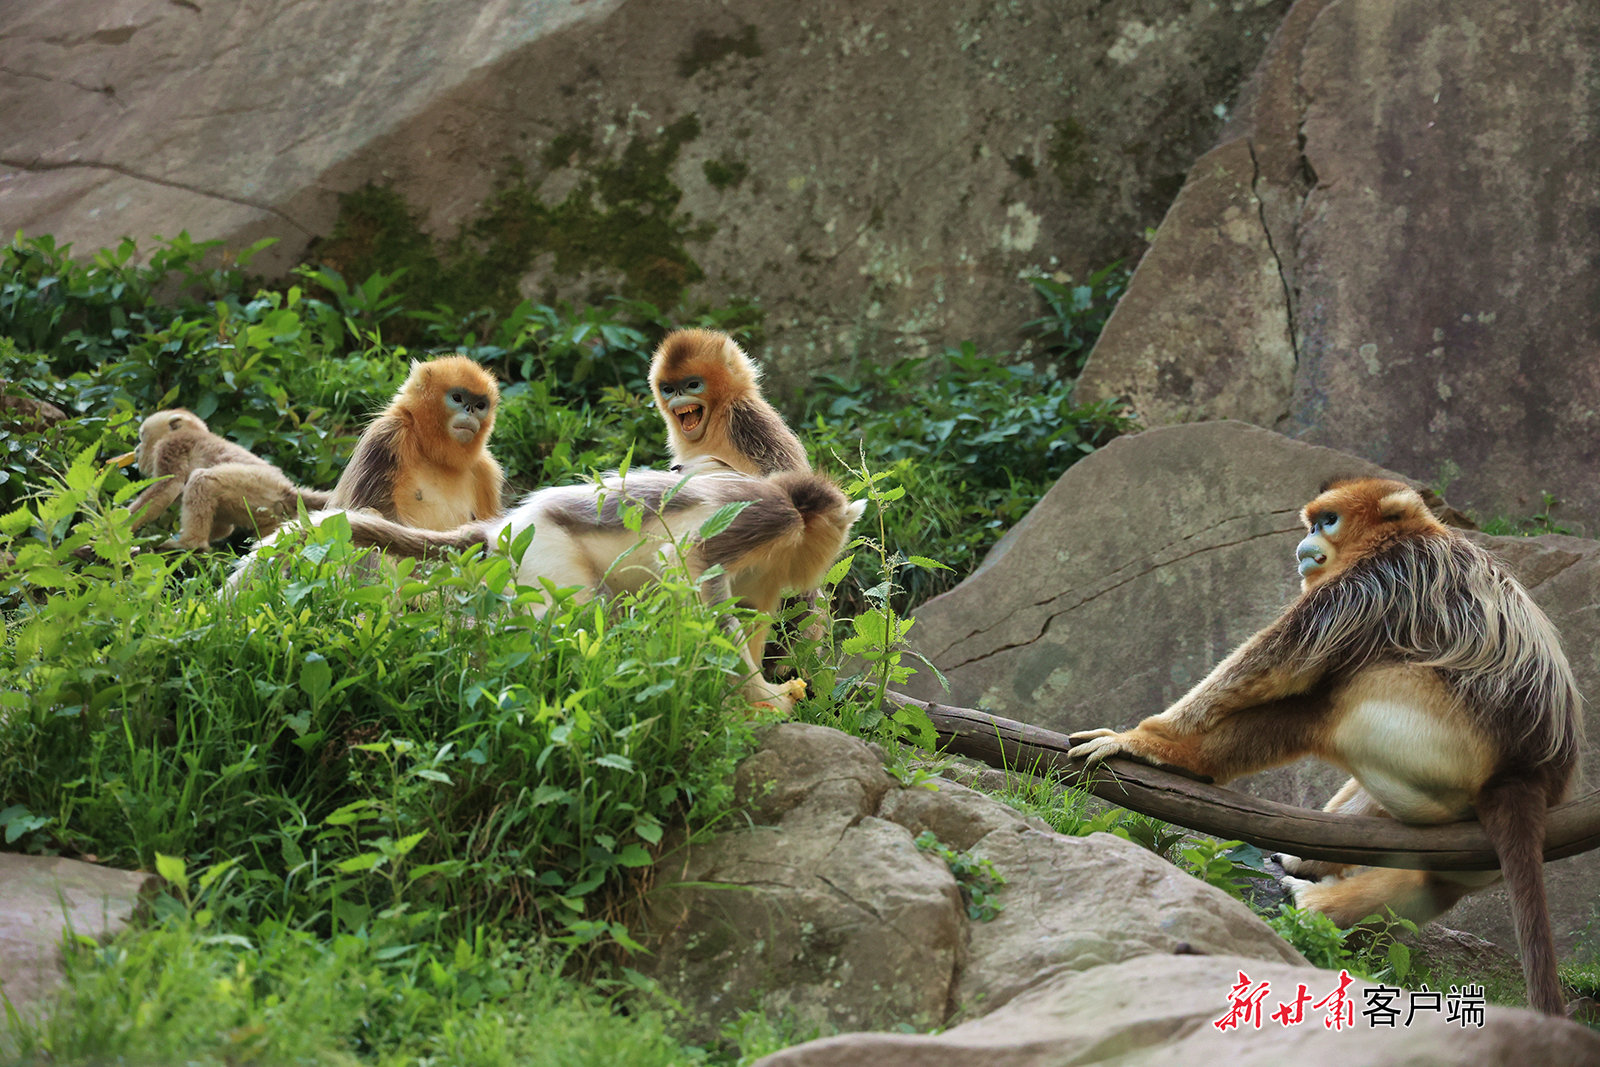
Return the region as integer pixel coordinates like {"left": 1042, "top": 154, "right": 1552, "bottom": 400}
{"left": 233, "top": 335, "right": 856, "bottom": 710}
{"left": 235, "top": 464, "right": 863, "bottom": 713}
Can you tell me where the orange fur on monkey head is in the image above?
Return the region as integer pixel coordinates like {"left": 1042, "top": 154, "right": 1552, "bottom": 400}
{"left": 328, "top": 355, "right": 504, "bottom": 530}
{"left": 649, "top": 329, "right": 808, "bottom": 476}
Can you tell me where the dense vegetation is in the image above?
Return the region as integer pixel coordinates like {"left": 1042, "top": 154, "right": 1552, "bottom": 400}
{"left": 2, "top": 234, "right": 1581, "bottom": 1062}
{"left": 0, "top": 233, "right": 1135, "bottom": 1063}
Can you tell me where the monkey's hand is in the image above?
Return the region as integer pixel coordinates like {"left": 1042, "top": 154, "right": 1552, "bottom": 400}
{"left": 1066, "top": 727, "right": 1179, "bottom": 771}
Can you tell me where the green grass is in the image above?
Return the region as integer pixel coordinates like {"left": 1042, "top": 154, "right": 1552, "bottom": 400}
{"left": 4, "top": 919, "right": 695, "bottom": 1067}
{"left": 0, "top": 471, "right": 790, "bottom": 1063}
{"left": 0, "top": 227, "right": 1130, "bottom": 1062}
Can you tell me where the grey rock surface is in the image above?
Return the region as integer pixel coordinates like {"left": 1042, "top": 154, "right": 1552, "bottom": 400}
{"left": 756, "top": 953, "right": 1600, "bottom": 1066}
{"left": 0, "top": 0, "right": 1288, "bottom": 372}
{"left": 0, "top": 854, "right": 154, "bottom": 1023}
{"left": 640, "top": 722, "right": 1302, "bottom": 1040}
{"left": 906, "top": 420, "right": 1600, "bottom": 952}
{"left": 1078, "top": 0, "right": 1600, "bottom": 530}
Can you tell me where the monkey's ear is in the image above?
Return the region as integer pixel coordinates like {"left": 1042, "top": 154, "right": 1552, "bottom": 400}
{"left": 169, "top": 416, "right": 184, "bottom": 430}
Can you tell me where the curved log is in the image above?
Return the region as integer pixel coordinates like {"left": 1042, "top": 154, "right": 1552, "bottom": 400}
{"left": 885, "top": 690, "right": 1600, "bottom": 872}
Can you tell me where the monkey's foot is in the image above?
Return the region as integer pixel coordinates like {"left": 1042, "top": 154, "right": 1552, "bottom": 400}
{"left": 1274, "top": 852, "right": 1350, "bottom": 881}
{"left": 746, "top": 677, "right": 807, "bottom": 716}
{"left": 1281, "top": 874, "right": 1319, "bottom": 909}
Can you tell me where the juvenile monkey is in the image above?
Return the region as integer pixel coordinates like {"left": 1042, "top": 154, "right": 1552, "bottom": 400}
{"left": 328, "top": 355, "right": 504, "bottom": 529}
{"left": 117, "top": 409, "right": 331, "bottom": 550}
{"left": 248, "top": 466, "right": 864, "bottom": 712}
{"left": 649, "top": 329, "right": 809, "bottom": 476}
{"left": 1068, "top": 477, "right": 1581, "bottom": 1015}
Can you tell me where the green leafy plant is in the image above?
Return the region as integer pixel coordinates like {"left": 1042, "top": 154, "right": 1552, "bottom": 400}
{"left": 804, "top": 344, "right": 1128, "bottom": 611}
{"left": 1478, "top": 492, "right": 1575, "bottom": 537}
{"left": 1178, "top": 838, "right": 1275, "bottom": 900}
{"left": 1268, "top": 905, "right": 1419, "bottom": 984}
{"left": 1023, "top": 261, "right": 1128, "bottom": 374}
{"left": 914, "top": 830, "right": 1006, "bottom": 922}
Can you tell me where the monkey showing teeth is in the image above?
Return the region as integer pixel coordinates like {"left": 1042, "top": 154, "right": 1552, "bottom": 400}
{"left": 1069, "top": 477, "right": 1581, "bottom": 1015}
{"left": 650, "top": 329, "right": 808, "bottom": 476}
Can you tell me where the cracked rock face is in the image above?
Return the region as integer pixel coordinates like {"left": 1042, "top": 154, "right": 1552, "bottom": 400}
{"left": 643, "top": 724, "right": 1600, "bottom": 1062}
{"left": 1078, "top": 0, "right": 1600, "bottom": 530}
{"left": 905, "top": 419, "right": 1600, "bottom": 955}
{"left": 0, "top": 0, "right": 1288, "bottom": 371}
{"left": 639, "top": 722, "right": 1300, "bottom": 1041}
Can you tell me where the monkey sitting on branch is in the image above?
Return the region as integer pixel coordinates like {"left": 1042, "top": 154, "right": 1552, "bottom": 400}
{"left": 328, "top": 355, "right": 505, "bottom": 529}
{"left": 114, "top": 409, "right": 331, "bottom": 551}
{"left": 1068, "top": 477, "right": 1581, "bottom": 1015}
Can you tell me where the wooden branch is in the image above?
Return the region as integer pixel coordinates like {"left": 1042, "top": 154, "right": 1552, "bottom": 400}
{"left": 885, "top": 690, "right": 1600, "bottom": 872}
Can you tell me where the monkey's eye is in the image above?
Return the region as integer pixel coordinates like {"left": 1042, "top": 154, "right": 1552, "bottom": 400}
{"left": 1321, "top": 512, "right": 1341, "bottom": 534}
{"left": 660, "top": 384, "right": 674, "bottom": 396}
{"left": 684, "top": 377, "right": 704, "bottom": 393}
{"left": 449, "top": 391, "right": 463, "bottom": 405}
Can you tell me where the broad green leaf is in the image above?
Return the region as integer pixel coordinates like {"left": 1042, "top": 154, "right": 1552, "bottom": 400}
{"left": 392, "top": 831, "right": 427, "bottom": 858}
{"left": 0, "top": 507, "right": 33, "bottom": 538}
{"left": 698, "top": 500, "right": 752, "bottom": 540}
{"left": 154, "top": 852, "right": 189, "bottom": 892}
{"left": 824, "top": 554, "right": 855, "bottom": 586}
{"left": 299, "top": 653, "right": 331, "bottom": 701}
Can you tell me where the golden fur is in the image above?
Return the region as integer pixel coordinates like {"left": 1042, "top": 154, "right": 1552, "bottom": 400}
{"left": 1069, "top": 477, "right": 1581, "bottom": 1014}
{"left": 119, "top": 409, "right": 329, "bottom": 550}
{"left": 649, "top": 329, "right": 808, "bottom": 476}
{"left": 244, "top": 466, "right": 863, "bottom": 713}
{"left": 328, "top": 356, "right": 504, "bottom": 529}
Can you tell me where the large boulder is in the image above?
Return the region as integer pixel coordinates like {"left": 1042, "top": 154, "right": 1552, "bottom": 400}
{"left": 0, "top": 0, "right": 1290, "bottom": 369}
{"left": 1077, "top": 0, "right": 1600, "bottom": 530}
{"left": 906, "top": 420, "right": 1600, "bottom": 952}
{"left": 0, "top": 854, "right": 154, "bottom": 1022}
{"left": 642, "top": 725, "right": 1600, "bottom": 1064}
{"left": 640, "top": 722, "right": 1300, "bottom": 1040}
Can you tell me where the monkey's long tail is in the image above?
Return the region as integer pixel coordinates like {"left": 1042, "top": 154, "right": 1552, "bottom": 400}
{"left": 341, "top": 510, "right": 492, "bottom": 560}
{"left": 770, "top": 470, "right": 861, "bottom": 530}
{"left": 224, "top": 510, "right": 491, "bottom": 597}
{"left": 1476, "top": 774, "right": 1564, "bottom": 1015}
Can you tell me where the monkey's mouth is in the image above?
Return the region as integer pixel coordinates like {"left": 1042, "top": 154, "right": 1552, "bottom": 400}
{"left": 1296, "top": 547, "right": 1327, "bottom": 577}
{"left": 676, "top": 404, "right": 705, "bottom": 438}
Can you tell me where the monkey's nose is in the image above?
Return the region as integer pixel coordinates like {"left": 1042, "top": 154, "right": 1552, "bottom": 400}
{"left": 1296, "top": 537, "right": 1327, "bottom": 574}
